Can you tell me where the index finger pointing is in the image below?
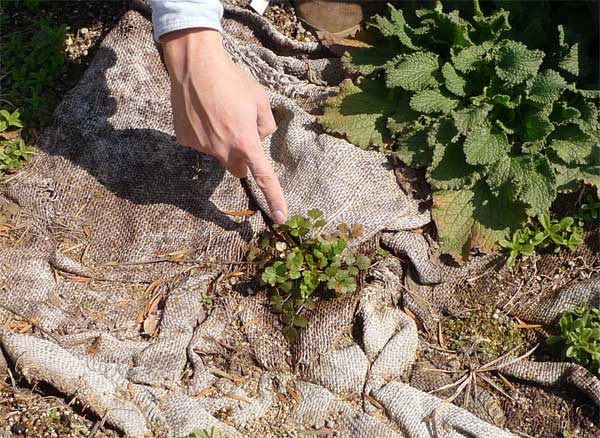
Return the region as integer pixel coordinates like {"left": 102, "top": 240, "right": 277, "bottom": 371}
{"left": 245, "top": 137, "right": 288, "bottom": 224}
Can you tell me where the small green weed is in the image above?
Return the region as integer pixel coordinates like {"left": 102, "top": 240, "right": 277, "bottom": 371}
{"left": 0, "top": 138, "right": 33, "bottom": 174}
{"left": 189, "top": 427, "right": 219, "bottom": 438}
{"left": 575, "top": 192, "right": 600, "bottom": 224}
{"left": 444, "top": 306, "right": 526, "bottom": 359}
{"left": 47, "top": 407, "right": 61, "bottom": 421}
{"left": 548, "top": 305, "right": 600, "bottom": 374}
{"left": 0, "top": 109, "right": 24, "bottom": 132}
{"left": 0, "top": 107, "right": 33, "bottom": 175}
{"left": 259, "top": 210, "right": 370, "bottom": 340}
{"left": 499, "top": 213, "right": 583, "bottom": 266}
{"left": 0, "top": 12, "right": 68, "bottom": 129}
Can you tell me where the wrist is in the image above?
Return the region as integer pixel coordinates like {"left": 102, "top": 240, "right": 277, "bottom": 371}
{"left": 162, "top": 28, "right": 226, "bottom": 75}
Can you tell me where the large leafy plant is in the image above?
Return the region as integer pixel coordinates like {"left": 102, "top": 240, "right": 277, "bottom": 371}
{"left": 320, "top": 0, "right": 599, "bottom": 260}
{"left": 259, "top": 210, "right": 370, "bottom": 340}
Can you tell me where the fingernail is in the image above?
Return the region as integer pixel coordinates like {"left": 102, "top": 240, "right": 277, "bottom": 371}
{"left": 273, "top": 210, "right": 286, "bottom": 224}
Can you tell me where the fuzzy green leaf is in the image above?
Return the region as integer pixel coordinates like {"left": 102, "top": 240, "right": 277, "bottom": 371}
{"left": 432, "top": 182, "right": 523, "bottom": 260}
{"left": 552, "top": 160, "right": 600, "bottom": 195}
{"left": 393, "top": 130, "right": 432, "bottom": 168}
{"left": 495, "top": 40, "right": 544, "bottom": 85}
{"left": 473, "top": 10, "right": 511, "bottom": 40}
{"left": 512, "top": 155, "right": 557, "bottom": 216}
{"left": 550, "top": 125, "right": 596, "bottom": 165}
{"left": 320, "top": 79, "right": 396, "bottom": 148}
{"left": 386, "top": 52, "right": 440, "bottom": 91}
{"left": 452, "top": 104, "right": 492, "bottom": 135}
{"left": 523, "top": 110, "right": 554, "bottom": 142}
{"left": 486, "top": 155, "right": 514, "bottom": 191}
{"left": 463, "top": 125, "right": 509, "bottom": 165}
{"left": 451, "top": 42, "right": 492, "bottom": 73}
{"left": 559, "top": 43, "right": 579, "bottom": 77}
{"left": 427, "top": 120, "right": 476, "bottom": 190}
{"left": 369, "top": 5, "right": 422, "bottom": 50}
{"left": 410, "top": 89, "right": 458, "bottom": 114}
{"left": 386, "top": 94, "right": 423, "bottom": 136}
{"left": 527, "top": 70, "right": 567, "bottom": 105}
{"left": 550, "top": 101, "right": 581, "bottom": 125}
{"left": 558, "top": 25, "right": 580, "bottom": 77}
{"left": 441, "top": 62, "right": 466, "bottom": 97}
{"left": 342, "top": 47, "right": 396, "bottom": 75}
{"left": 432, "top": 187, "right": 475, "bottom": 260}
{"left": 432, "top": 10, "right": 474, "bottom": 48}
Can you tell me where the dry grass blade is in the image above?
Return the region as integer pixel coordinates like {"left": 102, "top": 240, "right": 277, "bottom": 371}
{"left": 478, "top": 373, "right": 513, "bottom": 401}
{"left": 206, "top": 367, "right": 245, "bottom": 383}
{"left": 135, "top": 278, "right": 162, "bottom": 325}
{"left": 445, "top": 373, "right": 472, "bottom": 403}
{"left": 497, "top": 372, "right": 515, "bottom": 391}
{"left": 155, "top": 247, "right": 193, "bottom": 261}
{"left": 239, "top": 318, "right": 260, "bottom": 331}
{"left": 62, "top": 242, "right": 84, "bottom": 253}
{"left": 428, "top": 372, "right": 469, "bottom": 395}
{"left": 194, "top": 387, "right": 214, "bottom": 398}
{"left": 514, "top": 317, "right": 543, "bottom": 329}
{"left": 365, "top": 393, "right": 385, "bottom": 410}
{"left": 421, "top": 367, "right": 461, "bottom": 374}
{"left": 479, "top": 344, "right": 539, "bottom": 373}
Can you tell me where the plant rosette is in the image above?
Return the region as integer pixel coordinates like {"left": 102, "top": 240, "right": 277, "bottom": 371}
{"left": 259, "top": 209, "right": 371, "bottom": 340}
{"left": 320, "top": 0, "right": 599, "bottom": 261}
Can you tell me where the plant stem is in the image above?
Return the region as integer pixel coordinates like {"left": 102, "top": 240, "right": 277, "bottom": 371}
{"left": 473, "top": 0, "right": 483, "bottom": 17}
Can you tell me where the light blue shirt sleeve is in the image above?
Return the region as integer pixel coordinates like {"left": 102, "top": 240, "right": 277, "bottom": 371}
{"left": 151, "top": 0, "right": 224, "bottom": 41}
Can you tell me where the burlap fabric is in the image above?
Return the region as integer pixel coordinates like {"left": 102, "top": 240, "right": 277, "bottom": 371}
{"left": 0, "top": 5, "right": 598, "bottom": 437}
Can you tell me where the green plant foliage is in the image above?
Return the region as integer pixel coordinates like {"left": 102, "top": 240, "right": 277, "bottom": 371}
{"left": 0, "top": 138, "right": 33, "bottom": 174}
{"left": 189, "top": 427, "right": 219, "bottom": 438}
{"left": 575, "top": 191, "right": 600, "bottom": 225}
{"left": 319, "top": 1, "right": 600, "bottom": 260}
{"left": 47, "top": 408, "right": 61, "bottom": 421}
{"left": 548, "top": 306, "right": 600, "bottom": 374}
{"left": 0, "top": 16, "right": 68, "bottom": 128}
{"left": 499, "top": 213, "right": 584, "bottom": 266}
{"left": 259, "top": 210, "right": 370, "bottom": 340}
{"left": 0, "top": 109, "right": 24, "bottom": 132}
{"left": 0, "top": 108, "right": 33, "bottom": 175}
{"left": 443, "top": 306, "right": 526, "bottom": 359}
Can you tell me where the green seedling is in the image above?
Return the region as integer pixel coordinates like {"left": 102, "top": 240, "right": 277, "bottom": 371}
{"left": 189, "top": 427, "right": 219, "bottom": 438}
{"left": 0, "top": 109, "right": 23, "bottom": 132}
{"left": 260, "top": 210, "right": 370, "bottom": 340}
{"left": 548, "top": 305, "right": 600, "bottom": 374}
{"left": 0, "top": 138, "right": 33, "bottom": 174}
{"left": 500, "top": 213, "right": 583, "bottom": 266}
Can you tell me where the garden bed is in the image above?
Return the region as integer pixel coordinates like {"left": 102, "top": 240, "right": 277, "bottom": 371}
{"left": 0, "top": 1, "right": 598, "bottom": 437}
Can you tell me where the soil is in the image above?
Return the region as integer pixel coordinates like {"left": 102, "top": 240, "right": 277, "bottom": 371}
{"left": 226, "top": 0, "right": 319, "bottom": 43}
{"left": 1, "top": 2, "right": 599, "bottom": 438}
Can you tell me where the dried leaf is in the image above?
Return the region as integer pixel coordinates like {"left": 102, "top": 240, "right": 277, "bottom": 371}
{"left": 0, "top": 129, "right": 21, "bottom": 140}
{"left": 240, "top": 318, "right": 260, "bottom": 331}
{"left": 286, "top": 385, "right": 302, "bottom": 403}
{"left": 82, "top": 224, "right": 92, "bottom": 237}
{"left": 222, "top": 209, "right": 257, "bottom": 217}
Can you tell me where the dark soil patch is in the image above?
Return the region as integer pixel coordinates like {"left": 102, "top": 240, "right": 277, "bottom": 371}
{"left": 502, "top": 382, "right": 599, "bottom": 438}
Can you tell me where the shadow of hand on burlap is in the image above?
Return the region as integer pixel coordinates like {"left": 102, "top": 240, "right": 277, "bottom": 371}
{"left": 28, "top": 45, "right": 261, "bottom": 263}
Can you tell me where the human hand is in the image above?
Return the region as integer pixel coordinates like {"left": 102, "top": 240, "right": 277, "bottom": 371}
{"left": 161, "top": 28, "right": 288, "bottom": 223}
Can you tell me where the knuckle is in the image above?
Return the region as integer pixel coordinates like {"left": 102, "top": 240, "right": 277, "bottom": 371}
{"left": 254, "top": 173, "right": 276, "bottom": 188}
